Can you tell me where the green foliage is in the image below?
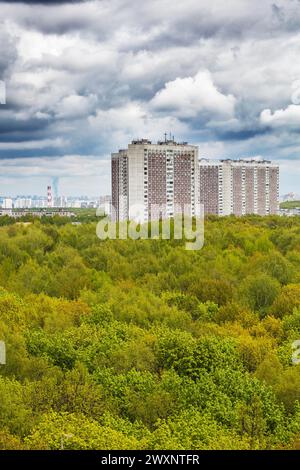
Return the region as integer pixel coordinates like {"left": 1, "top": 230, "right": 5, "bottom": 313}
{"left": 0, "top": 216, "right": 299, "bottom": 449}
{"left": 280, "top": 200, "right": 300, "bottom": 209}
{"left": 239, "top": 274, "right": 280, "bottom": 316}
{"left": 25, "top": 411, "right": 141, "bottom": 450}
{"left": 270, "top": 284, "right": 300, "bottom": 318}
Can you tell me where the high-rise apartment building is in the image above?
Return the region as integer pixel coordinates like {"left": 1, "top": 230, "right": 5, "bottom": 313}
{"left": 2, "top": 198, "right": 13, "bottom": 210}
{"left": 112, "top": 139, "right": 200, "bottom": 222}
{"left": 99, "top": 195, "right": 112, "bottom": 216}
{"left": 14, "top": 197, "right": 32, "bottom": 209}
{"left": 199, "top": 159, "right": 279, "bottom": 216}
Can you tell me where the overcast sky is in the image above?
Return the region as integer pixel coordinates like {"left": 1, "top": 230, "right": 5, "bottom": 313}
{"left": 0, "top": 0, "right": 300, "bottom": 196}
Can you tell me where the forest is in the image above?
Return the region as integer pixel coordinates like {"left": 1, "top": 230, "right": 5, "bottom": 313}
{"left": 0, "top": 214, "right": 300, "bottom": 450}
{"left": 280, "top": 201, "right": 300, "bottom": 209}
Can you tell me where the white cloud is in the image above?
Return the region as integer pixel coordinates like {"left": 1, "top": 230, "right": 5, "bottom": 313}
{"left": 260, "top": 105, "right": 300, "bottom": 127}
{"left": 196, "top": 141, "right": 226, "bottom": 159}
{"left": 89, "top": 102, "right": 188, "bottom": 149}
{"left": 151, "top": 71, "right": 236, "bottom": 119}
{"left": 56, "top": 94, "right": 98, "bottom": 119}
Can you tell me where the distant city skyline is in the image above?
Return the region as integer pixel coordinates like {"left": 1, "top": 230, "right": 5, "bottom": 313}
{"left": 0, "top": 155, "right": 296, "bottom": 200}
{"left": 1, "top": 1, "right": 300, "bottom": 195}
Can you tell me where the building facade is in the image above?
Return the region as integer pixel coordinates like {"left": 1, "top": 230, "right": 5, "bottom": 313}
{"left": 111, "top": 139, "right": 200, "bottom": 222}
{"left": 199, "top": 159, "right": 279, "bottom": 216}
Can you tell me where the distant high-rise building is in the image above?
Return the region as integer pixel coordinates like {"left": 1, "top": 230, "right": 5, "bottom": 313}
{"left": 53, "top": 196, "right": 67, "bottom": 208}
{"left": 14, "top": 197, "right": 32, "bottom": 209}
{"left": 2, "top": 198, "right": 13, "bottom": 210}
{"left": 111, "top": 139, "right": 200, "bottom": 222}
{"left": 99, "top": 195, "right": 112, "bottom": 216}
{"left": 47, "top": 185, "right": 53, "bottom": 208}
{"left": 199, "top": 159, "right": 279, "bottom": 216}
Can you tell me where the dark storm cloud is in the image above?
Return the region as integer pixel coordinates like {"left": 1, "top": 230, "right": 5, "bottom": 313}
{"left": 1, "top": 1, "right": 86, "bottom": 4}
{"left": 0, "top": 118, "right": 49, "bottom": 135}
{"left": 215, "top": 128, "right": 271, "bottom": 142}
{"left": 0, "top": 0, "right": 297, "bottom": 40}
